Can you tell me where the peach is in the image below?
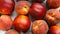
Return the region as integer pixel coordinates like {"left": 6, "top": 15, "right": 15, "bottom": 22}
{"left": 32, "top": 20, "right": 49, "bottom": 34}
{"left": 5, "top": 29, "right": 19, "bottom": 34}
{"left": 15, "top": 1, "right": 30, "bottom": 15}
{"left": 45, "top": 9, "right": 60, "bottom": 26}
{"left": 0, "top": 15, "right": 13, "bottom": 30}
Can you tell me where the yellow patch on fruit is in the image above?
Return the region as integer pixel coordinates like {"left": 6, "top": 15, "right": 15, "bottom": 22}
{"left": 49, "top": 13, "right": 55, "bottom": 17}
{"left": 16, "top": 5, "right": 29, "bottom": 15}
{"left": 2, "top": 10, "right": 5, "bottom": 12}
{"left": 33, "top": 21, "right": 42, "bottom": 31}
{"left": 0, "top": 9, "right": 6, "bottom": 14}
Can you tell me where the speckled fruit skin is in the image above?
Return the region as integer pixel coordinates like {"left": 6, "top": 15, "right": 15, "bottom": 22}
{"left": 13, "top": 15, "right": 30, "bottom": 32}
{"left": 32, "top": 20, "right": 48, "bottom": 34}
{"left": 29, "top": 3, "right": 46, "bottom": 19}
{"left": 48, "top": 26, "right": 60, "bottom": 34}
{"left": 6, "top": 29, "right": 19, "bottom": 34}
{"left": 15, "top": 1, "right": 30, "bottom": 15}
{"left": 47, "top": 0, "right": 60, "bottom": 8}
{"left": 0, "top": 15, "right": 13, "bottom": 30}
{"left": 45, "top": 9, "right": 60, "bottom": 26}
{"left": 0, "top": 0, "right": 14, "bottom": 14}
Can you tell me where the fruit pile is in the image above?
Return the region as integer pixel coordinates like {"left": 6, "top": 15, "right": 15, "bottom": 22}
{"left": 0, "top": 0, "right": 60, "bottom": 34}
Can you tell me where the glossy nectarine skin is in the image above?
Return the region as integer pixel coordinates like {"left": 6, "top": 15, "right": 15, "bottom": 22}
{"left": 47, "top": 0, "right": 60, "bottom": 8}
{"left": 48, "top": 26, "right": 60, "bottom": 34}
{"left": 0, "top": 15, "right": 13, "bottom": 30}
{"left": 13, "top": 15, "right": 30, "bottom": 32}
{"left": 32, "top": 20, "right": 48, "bottom": 34}
{"left": 45, "top": 9, "right": 60, "bottom": 26}
{"left": 29, "top": 3, "right": 46, "bottom": 19}
{"left": 0, "top": 0, "right": 14, "bottom": 14}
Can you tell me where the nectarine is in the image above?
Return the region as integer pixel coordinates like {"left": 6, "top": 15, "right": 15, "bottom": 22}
{"left": 0, "top": 0, "right": 15, "bottom": 14}
{"left": 47, "top": 0, "right": 60, "bottom": 8}
{"left": 13, "top": 15, "right": 31, "bottom": 32}
{"left": 29, "top": 3, "right": 46, "bottom": 19}
{"left": 48, "top": 26, "right": 60, "bottom": 34}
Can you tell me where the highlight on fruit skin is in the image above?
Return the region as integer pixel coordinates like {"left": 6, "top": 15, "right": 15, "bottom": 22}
{"left": 29, "top": 3, "right": 46, "bottom": 19}
{"left": 13, "top": 15, "right": 31, "bottom": 32}
{"left": 32, "top": 20, "right": 49, "bottom": 34}
{"left": 15, "top": 1, "right": 31, "bottom": 15}
{"left": 0, "top": 15, "right": 13, "bottom": 30}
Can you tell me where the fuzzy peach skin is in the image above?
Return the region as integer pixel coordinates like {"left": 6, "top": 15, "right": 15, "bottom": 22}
{"left": 0, "top": 15, "right": 13, "bottom": 30}
{"left": 15, "top": 1, "right": 30, "bottom": 15}
{"left": 5, "top": 29, "right": 19, "bottom": 34}
{"left": 32, "top": 20, "right": 49, "bottom": 34}
{"left": 45, "top": 9, "right": 60, "bottom": 26}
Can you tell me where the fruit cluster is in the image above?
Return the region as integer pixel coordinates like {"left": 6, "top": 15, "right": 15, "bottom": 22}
{"left": 0, "top": 0, "right": 60, "bottom": 34}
